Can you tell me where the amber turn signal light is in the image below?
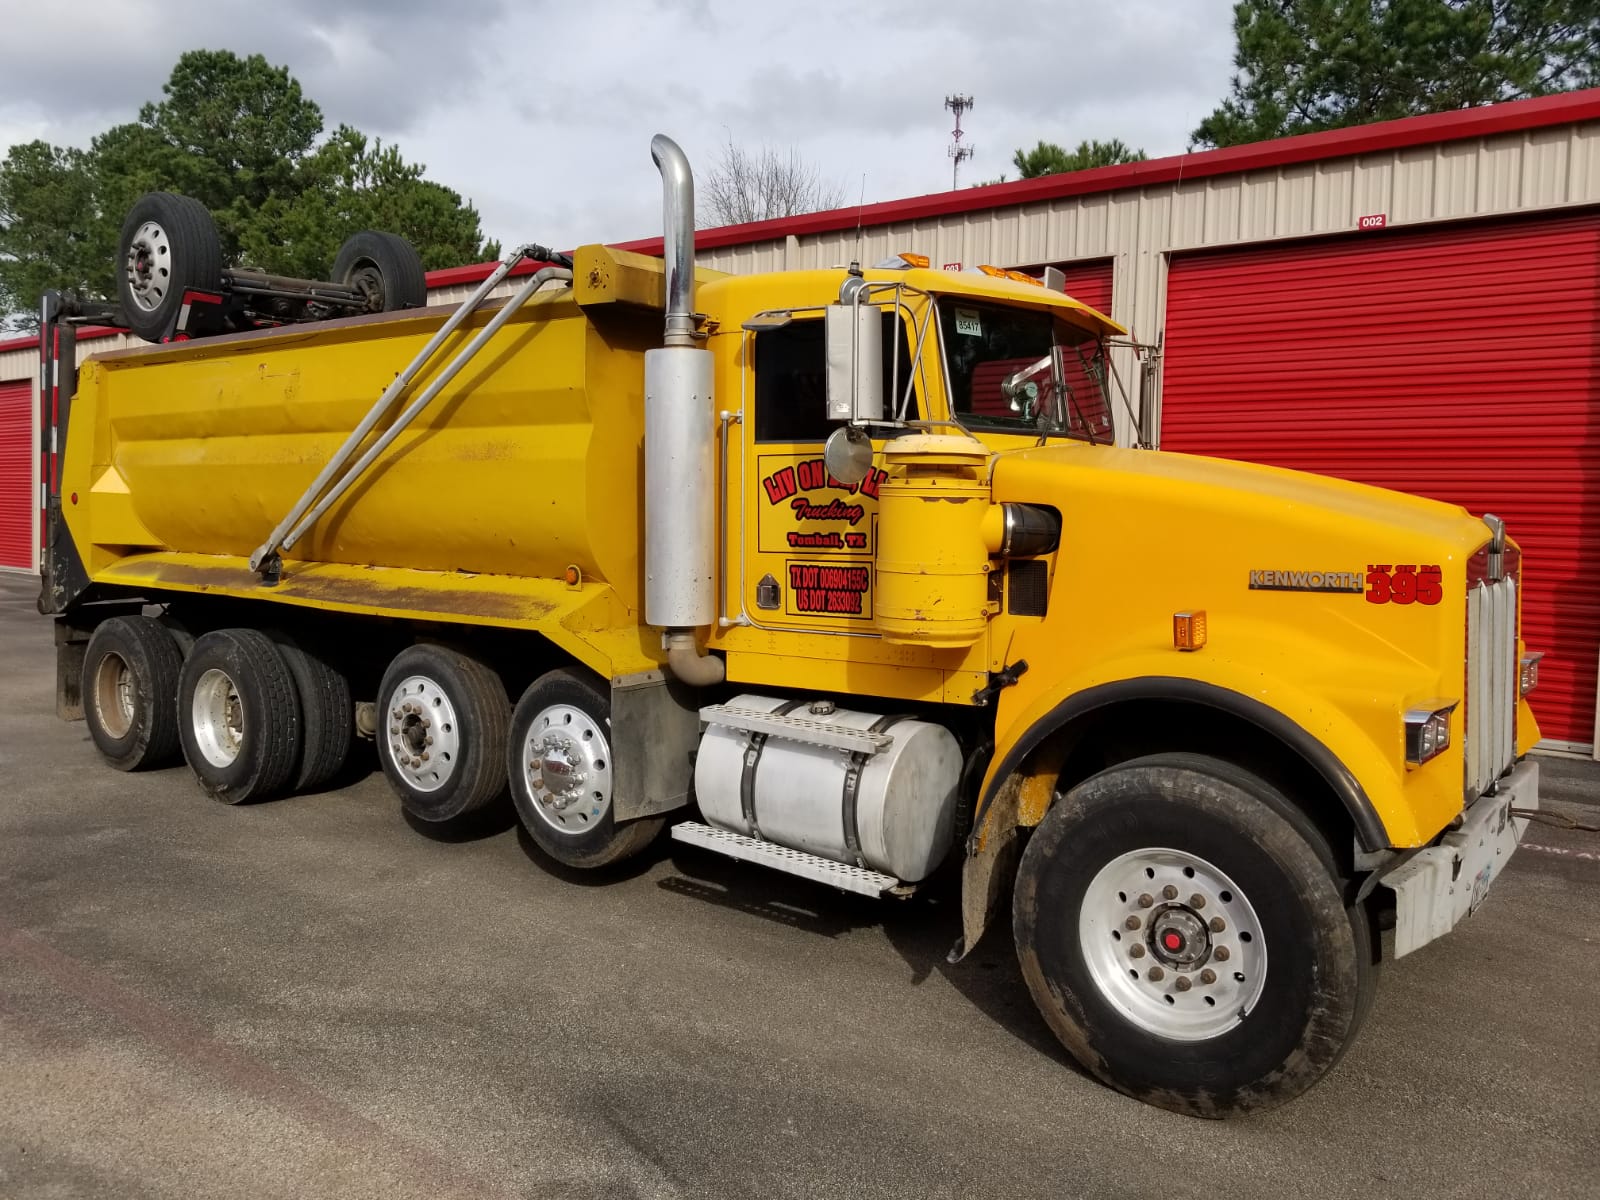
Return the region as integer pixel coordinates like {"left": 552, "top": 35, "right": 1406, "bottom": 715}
{"left": 1173, "top": 611, "right": 1207, "bottom": 652}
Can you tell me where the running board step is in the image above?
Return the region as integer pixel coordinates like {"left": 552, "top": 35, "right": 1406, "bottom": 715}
{"left": 698, "top": 704, "right": 894, "bottom": 755}
{"left": 670, "top": 822, "right": 899, "bottom": 898}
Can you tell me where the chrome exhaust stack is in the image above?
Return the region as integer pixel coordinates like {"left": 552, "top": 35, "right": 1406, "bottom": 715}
{"left": 645, "top": 135, "right": 724, "bottom": 686}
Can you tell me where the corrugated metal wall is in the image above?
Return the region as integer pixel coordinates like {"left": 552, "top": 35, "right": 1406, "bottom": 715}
{"left": 0, "top": 379, "right": 32, "bottom": 570}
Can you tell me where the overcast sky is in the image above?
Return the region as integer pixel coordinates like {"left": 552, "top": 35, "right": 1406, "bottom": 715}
{"left": 0, "top": 0, "right": 1239, "bottom": 255}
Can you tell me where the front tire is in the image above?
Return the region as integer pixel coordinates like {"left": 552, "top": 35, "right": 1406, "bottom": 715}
{"left": 377, "top": 644, "right": 509, "bottom": 823}
{"left": 1013, "top": 752, "right": 1371, "bottom": 1118}
{"left": 178, "top": 629, "right": 302, "bottom": 804}
{"left": 508, "top": 668, "right": 663, "bottom": 869}
{"left": 81, "top": 616, "right": 184, "bottom": 771}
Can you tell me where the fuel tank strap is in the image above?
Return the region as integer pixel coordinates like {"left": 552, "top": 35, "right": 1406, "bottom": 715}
{"left": 841, "top": 714, "right": 913, "bottom": 868}
{"left": 740, "top": 699, "right": 808, "bottom": 840}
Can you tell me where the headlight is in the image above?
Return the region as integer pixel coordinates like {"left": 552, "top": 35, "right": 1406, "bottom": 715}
{"left": 1404, "top": 702, "right": 1458, "bottom": 766}
{"left": 1520, "top": 653, "right": 1543, "bottom": 696}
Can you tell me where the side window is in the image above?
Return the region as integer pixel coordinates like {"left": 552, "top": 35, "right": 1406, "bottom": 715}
{"left": 754, "top": 313, "right": 918, "bottom": 442}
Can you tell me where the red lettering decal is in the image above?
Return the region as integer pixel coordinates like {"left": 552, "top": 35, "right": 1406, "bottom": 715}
{"left": 763, "top": 467, "right": 798, "bottom": 505}
{"left": 1366, "top": 565, "right": 1391, "bottom": 605}
{"left": 1390, "top": 565, "right": 1417, "bottom": 605}
{"left": 1417, "top": 565, "right": 1442, "bottom": 606}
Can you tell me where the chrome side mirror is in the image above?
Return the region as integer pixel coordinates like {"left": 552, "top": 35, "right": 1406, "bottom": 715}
{"left": 825, "top": 303, "right": 883, "bottom": 423}
{"left": 823, "top": 426, "right": 874, "bottom": 486}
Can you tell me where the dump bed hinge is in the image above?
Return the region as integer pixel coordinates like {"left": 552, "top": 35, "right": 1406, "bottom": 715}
{"left": 670, "top": 822, "right": 898, "bottom": 897}
{"left": 698, "top": 704, "right": 894, "bottom": 755}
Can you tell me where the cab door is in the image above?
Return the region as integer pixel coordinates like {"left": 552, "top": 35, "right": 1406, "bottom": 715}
{"left": 732, "top": 310, "right": 920, "bottom": 633}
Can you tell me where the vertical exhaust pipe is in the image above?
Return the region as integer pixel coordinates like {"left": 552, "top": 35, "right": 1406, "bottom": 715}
{"left": 646, "top": 135, "right": 725, "bottom": 686}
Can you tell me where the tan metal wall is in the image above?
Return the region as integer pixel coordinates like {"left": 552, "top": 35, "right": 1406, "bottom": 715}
{"left": 695, "top": 120, "right": 1600, "bottom": 442}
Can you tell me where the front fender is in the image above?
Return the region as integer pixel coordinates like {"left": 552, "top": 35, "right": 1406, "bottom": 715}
{"left": 981, "top": 618, "right": 1465, "bottom": 850}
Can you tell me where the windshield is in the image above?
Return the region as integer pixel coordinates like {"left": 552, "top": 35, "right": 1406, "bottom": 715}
{"left": 938, "top": 298, "right": 1113, "bottom": 442}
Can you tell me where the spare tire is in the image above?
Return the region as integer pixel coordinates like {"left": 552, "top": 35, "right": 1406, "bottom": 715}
{"left": 333, "top": 231, "right": 427, "bottom": 313}
{"left": 117, "top": 192, "right": 223, "bottom": 342}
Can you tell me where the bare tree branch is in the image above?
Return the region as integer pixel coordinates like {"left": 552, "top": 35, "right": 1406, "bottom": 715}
{"left": 700, "top": 136, "right": 847, "bottom": 228}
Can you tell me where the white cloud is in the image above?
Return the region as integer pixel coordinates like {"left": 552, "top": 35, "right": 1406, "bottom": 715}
{"left": 0, "top": 0, "right": 1238, "bottom": 254}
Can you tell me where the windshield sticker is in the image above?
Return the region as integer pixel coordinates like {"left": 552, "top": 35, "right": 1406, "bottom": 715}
{"left": 953, "top": 307, "right": 983, "bottom": 337}
{"left": 1248, "top": 569, "right": 1365, "bottom": 594}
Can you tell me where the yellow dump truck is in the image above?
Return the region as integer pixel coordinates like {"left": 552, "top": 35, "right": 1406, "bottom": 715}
{"left": 37, "top": 135, "right": 1542, "bottom": 1117}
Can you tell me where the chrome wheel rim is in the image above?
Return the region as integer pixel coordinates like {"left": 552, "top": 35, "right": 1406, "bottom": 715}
{"left": 1079, "top": 847, "right": 1267, "bottom": 1041}
{"left": 385, "top": 675, "right": 460, "bottom": 793}
{"left": 192, "top": 668, "right": 244, "bottom": 768}
{"left": 519, "top": 703, "right": 611, "bottom": 835}
{"left": 93, "top": 652, "right": 135, "bottom": 739}
{"left": 124, "top": 220, "right": 172, "bottom": 313}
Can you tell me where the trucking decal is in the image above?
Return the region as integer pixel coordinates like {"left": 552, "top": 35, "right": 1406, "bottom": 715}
{"left": 758, "top": 454, "right": 882, "bottom": 620}
{"left": 785, "top": 561, "right": 873, "bottom": 618}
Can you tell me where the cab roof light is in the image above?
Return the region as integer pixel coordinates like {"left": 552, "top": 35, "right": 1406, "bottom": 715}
{"left": 1004, "top": 270, "right": 1045, "bottom": 287}
{"left": 871, "top": 252, "right": 930, "bottom": 270}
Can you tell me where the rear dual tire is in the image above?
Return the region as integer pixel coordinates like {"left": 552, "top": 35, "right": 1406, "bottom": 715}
{"left": 178, "top": 629, "right": 302, "bottom": 804}
{"left": 81, "top": 616, "right": 184, "bottom": 771}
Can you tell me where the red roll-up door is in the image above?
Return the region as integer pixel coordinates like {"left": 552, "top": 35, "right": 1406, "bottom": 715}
{"left": 1019, "top": 257, "right": 1115, "bottom": 321}
{"left": 1160, "top": 213, "right": 1600, "bottom": 747}
{"left": 0, "top": 379, "right": 33, "bottom": 571}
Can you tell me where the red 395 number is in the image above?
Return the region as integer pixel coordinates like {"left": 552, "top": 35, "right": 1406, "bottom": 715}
{"left": 1366, "top": 564, "right": 1442, "bottom": 605}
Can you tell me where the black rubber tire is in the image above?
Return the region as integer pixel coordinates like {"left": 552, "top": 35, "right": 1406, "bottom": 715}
{"left": 177, "top": 629, "right": 302, "bottom": 804}
{"left": 117, "top": 192, "right": 223, "bottom": 342}
{"left": 266, "top": 630, "right": 353, "bottom": 793}
{"left": 507, "top": 668, "right": 664, "bottom": 869}
{"left": 332, "top": 230, "right": 426, "bottom": 313}
{"left": 1013, "top": 752, "right": 1373, "bottom": 1118}
{"left": 81, "top": 616, "right": 184, "bottom": 771}
{"left": 377, "top": 644, "right": 509, "bottom": 823}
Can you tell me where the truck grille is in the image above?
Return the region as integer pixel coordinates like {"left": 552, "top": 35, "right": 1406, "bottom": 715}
{"left": 1465, "top": 571, "right": 1518, "bottom": 796}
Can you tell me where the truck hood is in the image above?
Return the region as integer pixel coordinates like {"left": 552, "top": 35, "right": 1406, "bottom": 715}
{"left": 990, "top": 442, "right": 1493, "bottom": 561}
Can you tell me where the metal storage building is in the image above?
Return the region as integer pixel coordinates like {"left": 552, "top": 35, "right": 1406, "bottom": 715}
{"left": 4, "top": 89, "right": 1599, "bottom": 749}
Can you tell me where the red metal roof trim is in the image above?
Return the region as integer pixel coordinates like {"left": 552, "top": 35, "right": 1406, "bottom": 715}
{"left": 0, "top": 324, "right": 122, "bottom": 355}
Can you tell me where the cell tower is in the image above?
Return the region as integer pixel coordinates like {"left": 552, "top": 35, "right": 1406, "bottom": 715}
{"left": 945, "top": 94, "right": 974, "bottom": 190}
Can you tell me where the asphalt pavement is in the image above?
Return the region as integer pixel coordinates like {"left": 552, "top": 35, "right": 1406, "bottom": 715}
{"left": 1, "top": 572, "right": 1597, "bottom": 1199}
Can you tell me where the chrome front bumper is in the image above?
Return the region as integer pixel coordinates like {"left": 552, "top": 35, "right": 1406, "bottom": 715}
{"left": 1380, "top": 758, "right": 1539, "bottom": 958}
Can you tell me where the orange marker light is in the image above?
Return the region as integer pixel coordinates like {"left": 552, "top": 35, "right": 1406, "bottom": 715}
{"left": 563, "top": 564, "right": 582, "bottom": 587}
{"left": 899, "top": 252, "right": 931, "bottom": 268}
{"left": 1173, "top": 610, "right": 1207, "bottom": 652}
{"left": 1004, "top": 269, "right": 1045, "bottom": 287}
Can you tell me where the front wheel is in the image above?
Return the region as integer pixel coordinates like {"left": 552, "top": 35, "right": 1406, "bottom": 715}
{"left": 1013, "top": 752, "right": 1372, "bottom": 1118}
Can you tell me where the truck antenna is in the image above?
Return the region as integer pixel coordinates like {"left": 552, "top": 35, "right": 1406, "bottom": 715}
{"left": 853, "top": 174, "right": 867, "bottom": 270}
